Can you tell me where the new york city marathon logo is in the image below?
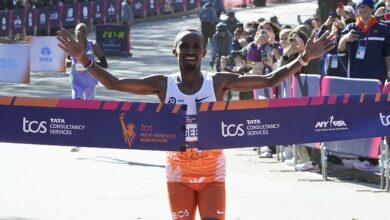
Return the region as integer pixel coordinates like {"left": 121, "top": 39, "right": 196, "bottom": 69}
{"left": 314, "top": 115, "right": 348, "bottom": 132}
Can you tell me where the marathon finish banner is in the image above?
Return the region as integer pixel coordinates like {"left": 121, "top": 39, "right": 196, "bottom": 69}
{"left": 0, "top": 97, "right": 186, "bottom": 151}
{"left": 197, "top": 94, "right": 390, "bottom": 150}
{"left": 96, "top": 24, "right": 130, "bottom": 57}
{"left": 0, "top": 11, "right": 10, "bottom": 36}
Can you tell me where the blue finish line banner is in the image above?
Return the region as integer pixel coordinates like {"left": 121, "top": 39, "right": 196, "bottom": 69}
{"left": 197, "top": 94, "right": 390, "bottom": 150}
{"left": 0, "top": 96, "right": 186, "bottom": 151}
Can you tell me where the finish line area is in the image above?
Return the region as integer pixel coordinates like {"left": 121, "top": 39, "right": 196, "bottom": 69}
{"left": 1, "top": 94, "right": 390, "bottom": 220}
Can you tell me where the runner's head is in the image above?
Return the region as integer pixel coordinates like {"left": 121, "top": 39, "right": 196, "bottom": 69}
{"left": 173, "top": 29, "right": 206, "bottom": 72}
{"left": 75, "top": 23, "right": 88, "bottom": 42}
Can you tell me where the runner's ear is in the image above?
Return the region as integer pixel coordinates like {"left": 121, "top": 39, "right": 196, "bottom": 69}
{"left": 172, "top": 48, "right": 178, "bottom": 57}
{"left": 202, "top": 47, "right": 206, "bottom": 57}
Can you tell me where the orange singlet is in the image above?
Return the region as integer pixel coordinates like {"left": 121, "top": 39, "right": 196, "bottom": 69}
{"left": 164, "top": 72, "right": 226, "bottom": 220}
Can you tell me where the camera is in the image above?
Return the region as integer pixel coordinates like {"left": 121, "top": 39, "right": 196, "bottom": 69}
{"left": 270, "top": 43, "right": 280, "bottom": 49}
{"left": 355, "top": 29, "right": 365, "bottom": 39}
{"left": 385, "top": 3, "right": 390, "bottom": 21}
{"left": 329, "top": 11, "right": 337, "bottom": 18}
{"left": 261, "top": 51, "right": 268, "bottom": 61}
{"left": 237, "top": 23, "right": 244, "bottom": 30}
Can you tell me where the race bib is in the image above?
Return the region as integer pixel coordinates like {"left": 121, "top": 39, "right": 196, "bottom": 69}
{"left": 75, "top": 63, "right": 86, "bottom": 72}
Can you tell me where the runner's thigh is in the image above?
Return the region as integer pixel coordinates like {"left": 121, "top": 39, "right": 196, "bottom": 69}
{"left": 198, "top": 182, "right": 226, "bottom": 220}
{"left": 167, "top": 182, "right": 197, "bottom": 220}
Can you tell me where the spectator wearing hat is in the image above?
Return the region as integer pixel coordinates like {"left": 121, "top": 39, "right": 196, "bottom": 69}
{"left": 223, "top": 11, "right": 240, "bottom": 35}
{"left": 338, "top": 0, "right": 390, "bottom": 82}
{"left": 211, "top": 22, "right": 233, "bottom": 71}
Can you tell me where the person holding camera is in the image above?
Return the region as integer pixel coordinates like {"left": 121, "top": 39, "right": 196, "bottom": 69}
{"left": 338, "top": 0, "right": 390, "bottom": 82}
{"left": 210, "top": 22, "right": 233, "bottom": 72}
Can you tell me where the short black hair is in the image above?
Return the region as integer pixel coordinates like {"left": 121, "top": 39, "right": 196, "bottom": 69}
{"left": 174, "top": 29, "right": 206, "bottom": 49}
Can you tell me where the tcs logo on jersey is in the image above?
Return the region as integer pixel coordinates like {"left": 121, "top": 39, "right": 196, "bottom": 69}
{"left": 221, "top": 121, "right": 244, "bottom": 137}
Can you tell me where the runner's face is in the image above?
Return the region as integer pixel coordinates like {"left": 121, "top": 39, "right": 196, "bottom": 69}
{"left": 75, "top": 26, "right": 87, "bottom": 41}
{"left": 174, "top": 32, "right": 205, "bottom": 71}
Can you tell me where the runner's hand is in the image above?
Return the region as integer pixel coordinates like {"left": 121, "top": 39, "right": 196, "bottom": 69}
{"left": 56, "top": 28, "right": 86, "bottom": 61}
{"left": 304, "top": 31, "right": 336, "bottom": 60}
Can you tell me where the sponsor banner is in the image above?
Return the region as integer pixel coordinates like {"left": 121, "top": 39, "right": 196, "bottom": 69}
{"left": 146, "top": 0, "right": 160, "bottom": 16}
{"left": 92, "top": 0, "right": 104, "bottom": 24}
{"left": 0, "top": 11, "right": 10, "bottom": 36}
{"left": 96, "top": 24, "right": 130, "bottom": 57}
{"left": 77, "top": 2, "right": 90, "bottom": 25}
{"left": 173, "top": 0, "right": 184, "bottom": 12}
{"left": 26, "top": 8, "right": 36, "bottom": 34}
{"left": 105, "top": 0, "right": 120, "bottom": 22}
{"left": 0, "top": 97, "right": 186, "bottom": 151}
{"left": 47, "top": 5, "right": 61, "bottom": 29}
{"left": 134, "top": 0, "right": 146, "bottom": 17}
{"left": 11, "top": 9, "right": 25, "bottom": 34}
{"left": 62, "top": 4, "right": 77, "bottom": 28}
{"left": 36, "top": 8, "right": 49, "bottom": 32}
{"left": 29, "top": 37, "right": 66, "bottom": 72}
{"left": 0, "top": 44, "right": 30, "bottom": 83}
{"left": 185, "top": 0, "right": 198, "bottom": 10}
{"left": 197, "top": 94, "right": 390, "bottom": 150}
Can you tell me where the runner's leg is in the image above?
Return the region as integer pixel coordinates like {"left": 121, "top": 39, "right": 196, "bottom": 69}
{"left": 167, "top": 182, "right": 197, "bottom": 220}
{"left": 197, "top": 182, "right": 226, "bottom": 220}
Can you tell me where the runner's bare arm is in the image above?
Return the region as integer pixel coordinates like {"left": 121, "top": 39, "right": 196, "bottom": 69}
{"left": 214, "top": 31, "right": 335, "bottom": 99}
{"left": 56, "top": 28, "right": 166, "bottom": 100}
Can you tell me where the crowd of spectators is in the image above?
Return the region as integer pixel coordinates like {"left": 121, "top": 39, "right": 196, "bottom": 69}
{"left": 200, "top": 0, "right": 390, "bottom": 172}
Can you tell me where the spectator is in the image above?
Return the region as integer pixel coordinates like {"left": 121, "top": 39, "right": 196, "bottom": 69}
{"left": 223, "top": 11, "right": 240, "bottom": 35}
{"left": 209, "top": 0, "right": 226, "bottom": 18}
{"left": 211, "top": 22, "right": 233, "bottom": 72}
{"left": 121, "top": 0, "right": 134, "bottom": 51}
{"left": 199, "top": 1, "right": 219, "bottom": 47}
{"left": 121, "top": 0, "right": 134, "bottom": 26}
{"left": 338, "top": 0, "right": 390, "bottom": 82}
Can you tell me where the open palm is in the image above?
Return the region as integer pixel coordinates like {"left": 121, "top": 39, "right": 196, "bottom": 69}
{"left": 56, "top": 28, "right": 86, "bottom": 60}
{"left": 304, "top": 31, "right": 336, "bottom": 60}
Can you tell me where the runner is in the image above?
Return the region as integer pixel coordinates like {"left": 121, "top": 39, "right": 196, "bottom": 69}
{"left": 56, "top": 28, "right": 334, "bottom": 220}
{"left": 67, "top": 23, "right": 108, "bottom": 152}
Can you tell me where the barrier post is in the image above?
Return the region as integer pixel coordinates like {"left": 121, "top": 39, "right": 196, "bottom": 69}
{"left": 380, "top": 138, "right": 386, "bottom": 189}
{"left": 276, "top": 145, "right": 280, "bottom": 161}
{"left": 293, "top": 144, "right": 297, "bottom": 165}
{"left": 320, "top": 142, "right": 328, "bottom": 180}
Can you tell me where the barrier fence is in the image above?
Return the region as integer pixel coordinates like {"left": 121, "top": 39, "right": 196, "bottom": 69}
{"left": 0, "top": 0, "right": 255, "bottom": 37}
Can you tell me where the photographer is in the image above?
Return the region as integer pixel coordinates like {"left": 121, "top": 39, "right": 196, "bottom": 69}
{"left": 338, "top": 0, "right": 390, "bottom": 82}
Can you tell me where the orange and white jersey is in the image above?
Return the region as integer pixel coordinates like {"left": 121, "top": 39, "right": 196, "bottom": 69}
{"left": 164, "top": 72, "right": 226, "bottom": 183}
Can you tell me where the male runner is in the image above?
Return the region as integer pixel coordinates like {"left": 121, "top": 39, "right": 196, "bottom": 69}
{"left": 57, "top": 28, "right": 334, "bottom": 220}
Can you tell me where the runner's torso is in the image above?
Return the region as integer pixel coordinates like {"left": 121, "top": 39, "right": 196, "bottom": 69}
{"left": 164, "top": 72, "right": 225, "bottom": 183}
{"left": 70, "top": 41, "right": 98, "bottom": 85}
